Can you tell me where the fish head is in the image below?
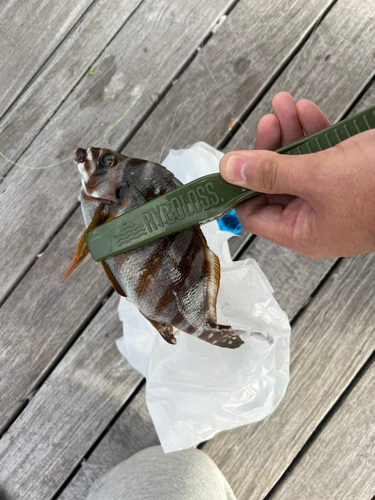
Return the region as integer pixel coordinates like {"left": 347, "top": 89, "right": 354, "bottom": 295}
{"left": 74, "top": 146, "right": 129, "bottom": 205}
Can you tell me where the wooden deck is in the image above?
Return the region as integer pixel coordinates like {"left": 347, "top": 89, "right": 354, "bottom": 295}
{"left": 0, "top": 0, "right": 374, "bottom": 498}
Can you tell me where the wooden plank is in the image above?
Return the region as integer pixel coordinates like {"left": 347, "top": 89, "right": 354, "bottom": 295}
{"left": 226, "top": 0, "right": 375, "bottom": 153}
{"left": 59, "top": 386, "right": 160, "bottom": 500}
{"left": 242, "top": 238, "right": 335, "bottom": 319}
{"left": 0, "top": 0, "right": 95, "bottom": 118}
{"left": 0, "top": 0, "right": 144, "bottom": 179}
{"left": 0, "top": 0, "right": 232, "bottom": 304}
{"left": 0, "top": 293, "right": 143, "bottom": 500}
{"left": 348, "top": 78, "right": 375, "bottom": 120}
{"left": 0, "top": 209, "right": 111, "bottom": 429}
{"left": 271, "top": 359, "right": 375, "bottom": 500}
{"left": 202, "top": 252, "right": 375, "bottom": 500}
{"left": 124, "top": 0, "right": 335, "bottom": 161}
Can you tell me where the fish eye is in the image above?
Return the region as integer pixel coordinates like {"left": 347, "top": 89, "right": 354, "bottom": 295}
{"left": 100, "top": 154, "right": 116, "bottom": 169}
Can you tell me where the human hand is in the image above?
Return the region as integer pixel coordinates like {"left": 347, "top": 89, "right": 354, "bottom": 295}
{"left": 219, "top": 92, "right": 375, "bottom": 258}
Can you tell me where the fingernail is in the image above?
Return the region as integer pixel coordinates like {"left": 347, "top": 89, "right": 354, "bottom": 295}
{"left": 224, "top": 154, "right": 248, "bottom": 181}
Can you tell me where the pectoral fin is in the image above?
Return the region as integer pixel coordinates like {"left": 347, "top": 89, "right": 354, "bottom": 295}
{"left": 102, "top": 261, "right": 126, "bottom": 297}
{"left": 62, "top": 204, "right": 108, "bottom": 284}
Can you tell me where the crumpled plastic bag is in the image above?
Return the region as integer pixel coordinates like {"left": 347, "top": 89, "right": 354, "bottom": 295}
{"left": 117, "top": 142, "right": 290, "bottom": 453}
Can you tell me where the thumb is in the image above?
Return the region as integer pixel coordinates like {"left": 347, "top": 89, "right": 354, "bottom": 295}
{"left": 219, "top": 149, "right": 312, "bottom": 196}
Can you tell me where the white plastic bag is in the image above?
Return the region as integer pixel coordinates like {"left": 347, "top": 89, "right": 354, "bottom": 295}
{"left": 117, "top": 142, "right": 290, "bottom": 452}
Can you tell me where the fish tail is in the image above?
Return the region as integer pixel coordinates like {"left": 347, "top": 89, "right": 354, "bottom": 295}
{"left": 198, "top": 322, "right": 244, "bottom": 349}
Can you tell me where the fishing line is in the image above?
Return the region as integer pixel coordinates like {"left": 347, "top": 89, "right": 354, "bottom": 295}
{"left": 157, "top": 91, "right": 210, "bottom": 164}
{"left": 0, "top": 152, "right": 74, "bottom": 171}
{"left": 91, "top": 22, "right": 199, "bottom": 147}
{"left": 271, "top": 3, "right": 329, "bottom": 97}
{"left": 88, "top": 47, "right": 108, "bottom": 76}
{"left": 201, "top": 46, "right": 250, "bottom": 137}
{"left": 0, "top": 21, "right": 198, "bottom": 179}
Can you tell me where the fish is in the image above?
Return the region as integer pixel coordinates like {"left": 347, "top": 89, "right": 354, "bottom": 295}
{"left": 63, "top": 146, "right": 244, "bottom": 349}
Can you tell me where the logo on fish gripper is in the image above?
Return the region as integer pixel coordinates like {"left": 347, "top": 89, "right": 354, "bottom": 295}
{"left": 114, "top": 219, "right": 147, "bottom": 246}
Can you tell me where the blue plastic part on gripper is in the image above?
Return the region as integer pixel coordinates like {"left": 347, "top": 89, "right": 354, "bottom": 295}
{"left": 217, "top": 209, "right": 243, "bottom": 234}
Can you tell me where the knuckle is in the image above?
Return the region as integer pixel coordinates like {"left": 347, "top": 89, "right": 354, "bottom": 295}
{"left": 257, "top": 158, "right": 278, "bottom": 192}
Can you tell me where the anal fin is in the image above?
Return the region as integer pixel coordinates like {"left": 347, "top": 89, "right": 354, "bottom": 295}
{"left": 141, "top": 314, "right": 177, "bottom": 345}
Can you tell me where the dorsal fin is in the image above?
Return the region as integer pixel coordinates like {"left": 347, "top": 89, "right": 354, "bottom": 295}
{"left": 194, "top": 226, "right": 221, "bottom": 323}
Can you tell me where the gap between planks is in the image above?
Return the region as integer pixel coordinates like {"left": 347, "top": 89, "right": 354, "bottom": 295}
{"left": 0, "top": 0, "right": 107, "bottom": 123}
{"left": 217, "top": 0, "right": 339, "bottom": 151}
{"left": 50, "top": 378, "right": 146, "bottom": 500}
{"left": 263, "top": 349, "right": 375, "bottom": 500}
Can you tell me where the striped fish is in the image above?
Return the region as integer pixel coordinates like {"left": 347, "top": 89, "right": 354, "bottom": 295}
{"left": 64, "top": 147, "right": 244, "bottom": 349}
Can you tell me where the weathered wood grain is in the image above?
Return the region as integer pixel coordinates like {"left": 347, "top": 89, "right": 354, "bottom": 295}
{"left": 59, "top": 385, "right": 160, "bottom": 500}
{"left": 0, "top": 0, "right": 144, "bottom": 179}
{"left": 0, "top": 0, "right": 232, "bottom": 305}
{"left": 225, "top": 0, "right": 375, "bottom": 153}
{"left": 124, "top": 0, "right": 335, "bottom": 161}
{"left": 242, "top": 238, "right": 335, "bottom": 319}
{"left": 348, "top": 78, "right": 375, "bottom": 120}
{"left": 270, "top": 359, "right": 375, "bottom": 500}
{"left": 0, "top": 0, "right": 95, "bottom": 118}
{"left": 0, "top": 209, "right": 112, "bottom": 429}
{"left": 202, "top": 252, "right": 375, "bottom": 500}
{"left": 0, "top": 293, "right": 143, "bottom": 500}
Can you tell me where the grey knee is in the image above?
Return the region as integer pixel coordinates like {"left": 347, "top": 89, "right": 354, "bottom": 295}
{"left": 87, "top": 445, "right": 237, "bottom": 500}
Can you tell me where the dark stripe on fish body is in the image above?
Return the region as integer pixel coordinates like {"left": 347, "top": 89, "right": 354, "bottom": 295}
{"left": 155, "top": 231, "right": 206, "bottom": 314}
{"left": 135, "top": 239, "right": 168, "bottom": 297}
{"left": 170, "top": 310, "right": 196, "bottom": 334}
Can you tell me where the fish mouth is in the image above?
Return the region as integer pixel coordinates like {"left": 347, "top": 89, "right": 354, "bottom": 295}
{"left": 74, "top": 148, "right": 86, "bottom": 164}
